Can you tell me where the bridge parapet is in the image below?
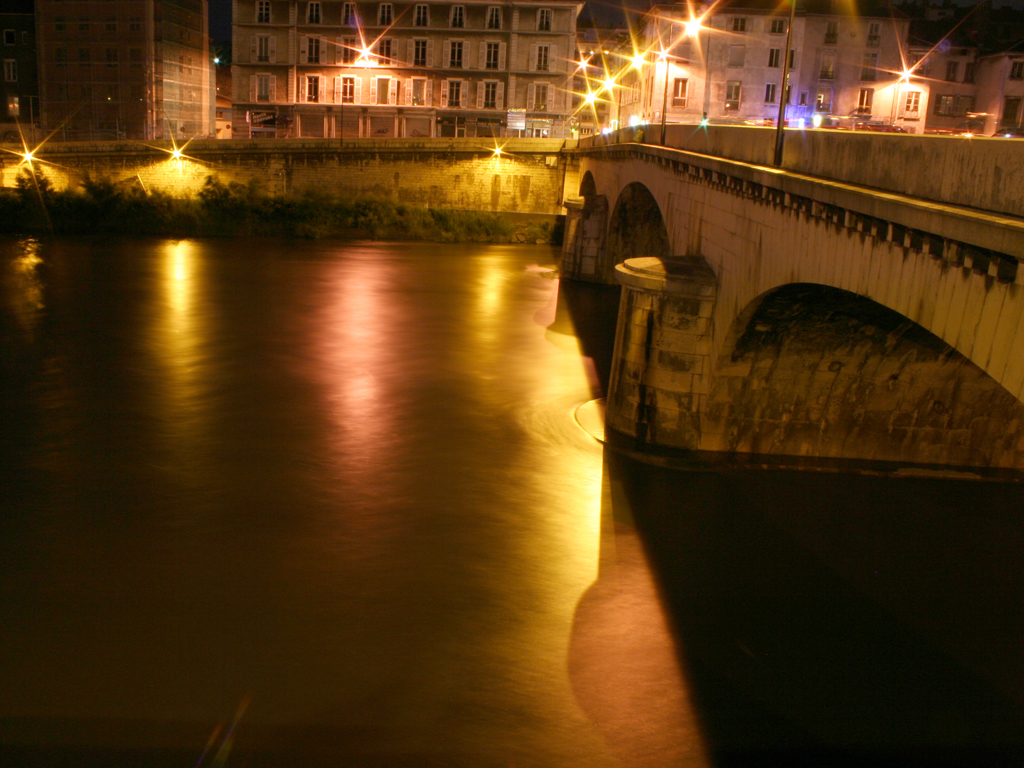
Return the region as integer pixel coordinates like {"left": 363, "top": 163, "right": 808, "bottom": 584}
{"left": 579, "top": 126, "right": 1024, "bottom": 220}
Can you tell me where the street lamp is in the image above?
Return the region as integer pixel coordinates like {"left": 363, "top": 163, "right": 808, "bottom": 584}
{"left": 684, "top": 17, "right": 710, "bottom": 126}
{"left": 772, "top": 0, "right": 798, "bottom": 167}
{"left": 659, "top": 49, "right": 670, "bottom": 145}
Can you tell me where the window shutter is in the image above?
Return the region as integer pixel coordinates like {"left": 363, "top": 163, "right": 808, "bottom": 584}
{"left": 269, "top": 75, "right": 277, "bottom": 101}
{"left": 443, "top": 41, "right": 451, "bottom": 68}
{"left": 300, "top": 37, "right": 308, "bottom": 60}
{"left": 389, "top": 78, "right": 398, "bottom": 105}
{"left": 461, "top": 80, "right": 468, "bottom": 108}
{"left": 476, "top": 81, "right": 485, "bottom": 108}
{"left": 334, "top": 76, "right": 341, "bottom": 102}
{"left": 300, "top": 75, "right": 307, "bottom": 102}
{"left": 496, "top": 82, "right": 504, "bottom": 110}
{"left": 551, "top": 44, "right": 560, "bottom": 71}
{"left": 404, "top": 79, "right": 412, "bottom": 105}
{"left": 269, "top": 35, "right": 277, "bottom": 62}
{"left": 526, "top": 82, "right": 535, "bottom": 109}
{"left": 319, "top": 77, "right": 326, "bottom": 102}
{"left": 354, "top": 76, "right": 362, "bottom": 104}
{"left": 249, "top": 74, "right": 257, "bottom": 100}
{"left": 465, "top": 41, "right": 473, "bottom": 69}
{"left": 441, "top": 79, "right": 449, "bottom": 107}
{"left": 499, "top": 42, "right": 506, "bottom": 69}
{"left": 370, "top": 77, "right": 377, "bottom": 101}
{"left": 250, "top": 35, "right": 257, "bottom": 61}
{"left": 426, "top": 79, "right": 433, "bottom": 105}
{"left": 479, "top": 42, "right": 487, "bottom": 69}
{"left": 407, "top": 39, "right": 415, "bottom": 64}
{"left": 529, "top": 44, "right": 537, "bottom": 71}
{"left": 426, "top": 39, "right": 434, "bottom": 67}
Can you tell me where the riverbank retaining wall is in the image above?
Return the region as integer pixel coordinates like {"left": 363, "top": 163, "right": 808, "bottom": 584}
{"left": 1, "top": 138, "right": 572, "bottom": 215}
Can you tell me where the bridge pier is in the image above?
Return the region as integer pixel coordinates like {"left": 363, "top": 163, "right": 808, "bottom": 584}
{"left": 606, "top": 256, "right": 718, "bottom": 450}
{"left": 560, "top": 194, "right": 609, "bottom": 282}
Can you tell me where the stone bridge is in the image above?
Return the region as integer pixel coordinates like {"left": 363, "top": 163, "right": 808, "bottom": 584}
{"left": 561, "top": 126, "right": 1024, "bottom": 473}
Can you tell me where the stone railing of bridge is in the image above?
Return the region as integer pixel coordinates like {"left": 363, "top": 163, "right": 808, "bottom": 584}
{"left": 0, "top": 138, "right": 572, "bottom": 217}
{"left": 579, "top": 125, "right": 1024, "bottom": 219}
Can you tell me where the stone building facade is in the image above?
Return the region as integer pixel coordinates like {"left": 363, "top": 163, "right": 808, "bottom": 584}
{"left": 232, "top": 0, "right": 581, "bottom": 138}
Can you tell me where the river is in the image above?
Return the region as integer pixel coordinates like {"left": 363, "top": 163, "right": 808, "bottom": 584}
{"left": 1, "top": 236, "right": 1022, "bottom": 768}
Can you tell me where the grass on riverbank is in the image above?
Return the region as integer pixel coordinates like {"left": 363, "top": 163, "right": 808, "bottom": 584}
{"left": 0, "top": 173, "right": 561, "bottom": 244}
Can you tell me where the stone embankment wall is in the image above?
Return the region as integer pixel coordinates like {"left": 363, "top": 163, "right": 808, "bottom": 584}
{"left": 0, "top": 138, "right": 573, "bottom": 215}
{"left": 582, "top": 125, "right": 1024, "bottom": 218}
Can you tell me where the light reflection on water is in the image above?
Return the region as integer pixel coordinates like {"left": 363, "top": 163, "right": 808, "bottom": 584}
{"left": 0, "top": 237, "right": 700, "bottom": 767}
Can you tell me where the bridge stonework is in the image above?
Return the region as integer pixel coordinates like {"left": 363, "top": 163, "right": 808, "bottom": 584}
{"left": 572, "top": 141, "right": 1024, "bottom": 472}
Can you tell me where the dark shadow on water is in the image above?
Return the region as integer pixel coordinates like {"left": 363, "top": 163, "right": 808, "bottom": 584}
{"left": 604, "top": 449, "right": 1024, "bottom": 768}
{"left": 550, "top": 278, "right": 621, "bottom": 398}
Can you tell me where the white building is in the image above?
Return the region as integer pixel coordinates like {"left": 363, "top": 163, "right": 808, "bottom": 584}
{"left": 232, "top": 0, "right": 581, "bottom": 138}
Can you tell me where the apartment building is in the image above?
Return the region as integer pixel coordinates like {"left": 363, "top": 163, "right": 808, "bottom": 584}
{"left": 1, "top": 0, "right": 39, "bottom": 141}
{"left": 35, "top": 0, "right": 213, "bottom": 141}
{"left": 615, "top": 0, "right": 914, "bottom": 132}
{"left": 232, "top": 0, "right": 581, "bottom": 138}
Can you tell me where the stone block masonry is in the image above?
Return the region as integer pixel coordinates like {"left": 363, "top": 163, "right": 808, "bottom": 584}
{"left": 0, "top": 138, "right": 571, "bottom": 216}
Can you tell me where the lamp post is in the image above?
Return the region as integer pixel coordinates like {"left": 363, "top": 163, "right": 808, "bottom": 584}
{"left": 659, "top": 49, "right": 670, "bottom": 145}
{"left": 684, "top": 18, "right": 710, "bottom": 126}
{"left": 890, "top": 70, "right": 911, "bottom": 128}
{"left": 772, "top": 0, "right": 797, "bottom": 167}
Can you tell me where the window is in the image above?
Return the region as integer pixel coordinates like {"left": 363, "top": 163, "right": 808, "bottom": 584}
{"left": 1002, "top": 96, "right": 1021, "bottom": 126}
{"left": 307, "top": 75, "right": 320, "bottom": 102}
{"left": 816, "top": 87, "right": 831, "bottom": 111}
{"left": 768, "top": 48, "right": 781, "bottom": 68}
{"left": 866, "top": 22, "right": 880, "bottom": 47}
{"left": 414, "top": 4, "right": 429, "bottom": 26}
{"left": 764, "top": 83, "right": 777, "bottom": 103}
{"left": 825, "top": 21, "right": 837, "bottom": 44}
{"left": 378, "top": 4, "right": 392, "bottom": 24}
{"left": 257, "top": 35, "right": 270, "bottom": 61}
{"left": 79, "top": 20, "right": 89, "bottom": 31}
{"left": 955, "top": 95, "right": 974, "bottom": 115}
{"left": 534, "top": 83, "right": 548, "bottom": 110}
{"left": 538, "top": 8, "right": 552, "bottom": 31}
{"left": 536, "top": 45, "right": 549, "bottom": 71}
{"left": 342, "top": 38, "right": 356, "bottom": 64}
{"left": 55, "top": 47, "right": 67, "bottom": 66}
{"left": 732, "top": 17, "right": 746, "bottom": 32}
{"left": 450, "top": 5, "right": 464, "bottom": 27}
{"left": 79, "top": 47, "right": 91, "bottom": 65}
{"left": 3, "top": 59, "right": 15, "bottom": 82}
{"left": 725, "top": 80, "right": 741, "bottom": 109}
{"left": 129, "top": 48, "right": 142, "bottom": 65}
{"left": 376, "top": 77, "right": 390, "bottom": 104}
{"left": 448, "top": 79, "right": 461, "bottom": 107}
{"left": 861, "top": 52, "right": 877, "bottom": 81}
{"left": 485, "top": 42, "right": 499, "bottom": 69}
{"left": 820, "top": 51, "right": 835, "bottom": 79}
{"left": 106, "top": 47, "right": 118, "bottom": 65}
{"left": 770, "top": 18, "right": 785, "bottom": 34}
{"left": 256, "top": 74, "right": 270, "bottom": 101}
{"left": 2, "top": 29, "right": 13, "bottom": 46}
{"left": 484, "top": 81, "right": 497, "bottom": 108}
{"left": 307, "top": 2, "right": 321, "bottom": 23}
{"left": 672, "top": 77, "right": 687, "bottom": 106}
{"left": 343, "top": 3, "right": 356, "bottom": 25}
{"left": 964, "top": 62, "right": 975, "bottom": 83}
{"left": 257, "top": 1, "right": 270, "bottom": 23}
{"left": 728, "top": 45, "right": 745, "bottom": 67}
{"left": 945, "top": 61, "right": 958, "bottom": 82}
{"left": 904, "top": 90, "right": 920, "bottom": 117}
{"left": 487, "top": 7, "right": 501, "bottom": 29}
{"left": 857, "top": 87, "right": 873, "bottom": 114}
{"left": 414, "top": 39, "right": 428, "bottom": 66}
{"left": 129, "top": 18, "right": 142, "bottom": 31}
{"left": 307, "top": 36, "right": 320, "bottom": 63}
{"left": 1010, "top": 61, "right": 1024, "bottom": 80}
{"left": 377, "top": 38, "right": 392, "bottom": 63}
{"left": 449, "top": 40, "right": 463, "bottom": 67}
{"left": 411, "top": 78, "right": 426, "bottom": 105}
{"left": 341, "top": 76, "right": 355, "bottom": 103}
{"left": 55, "top": 17, "right": 66, "bottom": 31}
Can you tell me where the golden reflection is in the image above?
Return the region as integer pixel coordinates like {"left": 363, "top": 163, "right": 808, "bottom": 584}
{"left": 2, "top": 238, "right": 45, "bottom": 339}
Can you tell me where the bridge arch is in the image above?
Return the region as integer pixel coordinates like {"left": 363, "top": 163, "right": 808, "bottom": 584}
{"left": 607, "top": 182, "right": 671, "bottom": 264}
{"left": 577, "top": 143, "right": 1024, "bottom": 470}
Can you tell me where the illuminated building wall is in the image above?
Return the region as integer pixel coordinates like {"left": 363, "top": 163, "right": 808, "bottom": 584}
{"left": 231, "top": 0, "right": 580, "bottom": 139}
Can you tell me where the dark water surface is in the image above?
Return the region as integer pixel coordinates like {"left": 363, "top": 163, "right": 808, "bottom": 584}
{"left": 2, "top": 237, "right": 1023, "bottom": 768}
{"left": 0, "top": 238, "right": 704, "bottom": 767}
